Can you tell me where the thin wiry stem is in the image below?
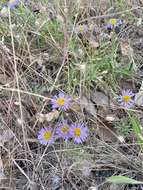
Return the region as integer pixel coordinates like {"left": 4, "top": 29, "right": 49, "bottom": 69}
{"left": 8, "top": 8, "right": 27, "bottom": 150}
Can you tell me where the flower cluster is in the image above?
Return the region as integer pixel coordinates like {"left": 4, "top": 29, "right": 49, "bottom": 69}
{"left": 118, "top": 89, "right": 135, "bottom": 109}
{"left": 74, "top": 23, "right": 100, "bottom": 35}
{"left": 38, "top": 121, "right": 88, "bottom": 145}
{"left": 74, "top": 18, "right": 123, "bottom": 36}
{"left": 37, "top": 89, "right": 138, "bottom": 145}
{"left": 0, "top": 0, "right": 20, "bottom": 16}
{"left": 106, "top": 18, "right": 123, "bottom": 30}
{"left": 38, "top": 92, "right": 89, "bottom": 146}
{"left": 38, "top": 89, "right": 138, "bottom": 145}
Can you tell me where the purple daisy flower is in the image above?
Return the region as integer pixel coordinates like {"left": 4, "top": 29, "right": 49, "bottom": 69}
{"left": 70, "top": 123, "right": 88, "bottom": 144}
{"left": 106, "top": 18, "right": 123, "bottom": 30}
{"left": 51, "top": 92, "right": 72, "bottom": 111}
{"left": 56, "top": 120, "right": 71, "bottom": 141}
{"left": 8, "top": 0, "right": 20, "bottom": 10}
{"left": 38, "top": 127, "right": 55, "bottom": 145}
{"left": 118, "top": 89, "right": 135, "bottom": 109}
{"left": 75, "top": 24, "right": 88, "bottom": 34}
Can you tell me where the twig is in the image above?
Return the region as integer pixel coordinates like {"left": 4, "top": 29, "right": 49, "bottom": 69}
{"left": 0, "top": 86, "right": 50, "bottom": 100}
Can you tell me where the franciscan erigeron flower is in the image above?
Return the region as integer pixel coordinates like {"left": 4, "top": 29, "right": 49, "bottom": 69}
{"left": 8, "top": 0, "right": 20, "bottom": 10}
{"left": 106, "top": 18, "right": 123, "bottom": 30}
{"left": 38, "top": 127, "right": 55, "bottom": 145}
{"left": 51, "top": 92, "right": 72, "bottom": 111}
{"left": 70, "top": 123, "right": 88, "bottom": 144}
{"left": 56, "top": 120, "right": 71, "bottom": 141}
{"left": 118, "top": 89, "right": 135, "bottom": 108}
{"left": 75, "top": 24, "right": 88, "bottom": 34}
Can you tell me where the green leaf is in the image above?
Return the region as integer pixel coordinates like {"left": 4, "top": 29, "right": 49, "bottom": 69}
{"left": 107, "top": 176, "right": 143, "bottom": 184}
{"left": 129, "top": 116, "right": 143, "bottom": 151}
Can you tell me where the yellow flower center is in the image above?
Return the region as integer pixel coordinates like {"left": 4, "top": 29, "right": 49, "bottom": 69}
{"left": 79, "top": 25, "right": 84, "bottom": 33}
{"left": 61, "top": 125, "right": 69, "bottom": 134}
{"left": 74, "top": 128, "right": 81, "bottom": 137}
{"left": 123, "top": 95, "right": 131, "bottom": 103}
{"left": 109, "top": 18, "right": 117, "bottom": 25}
{"left": 57, "top": 98, "right": 66, "bottom": 106}
{"left": 43, "top": 131, "right": 52, "bottom": 141}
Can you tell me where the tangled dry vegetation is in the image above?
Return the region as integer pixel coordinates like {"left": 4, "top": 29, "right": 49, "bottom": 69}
{"left": 0, "top": 0, "right": 143, "bottom": 189}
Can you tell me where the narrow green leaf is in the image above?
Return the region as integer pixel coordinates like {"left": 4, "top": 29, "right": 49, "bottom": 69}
{"left": 129, "top": 116, "right": 143, "bottom": 151}
{"left": 107, "top": 176, "right": 143, "bottom": 184}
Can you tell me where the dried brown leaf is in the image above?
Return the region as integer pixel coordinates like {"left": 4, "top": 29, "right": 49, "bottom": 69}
{"left": 96, "top": 125, "right": 117, "bottom": 142}
{"left": 36, "top": 113, "right": 45, "bottom": 123}
{"left": 105, "top": 115, "right": 116, "bottom": 122}
{"left": 0, "top": 129, "right": 14, "bottom": 145}
{"left": 89, "top": 40, "right": 99, "bottom": 49}
{"left": 78, "top": 160, "right": 94, "bottom": 177}
{"left": 120, "top": 40, "right": 134, "bottom": 56}
{"left": 36, "top": 110, "right": 60, "bottom": 123}
{"left": 45, "top": 110, "right": 59, "bottom": 122}
{"left": 80, "top": 96, "right": 97, "bottom": 117}
{"left": 70, "top": 102, "right": 81, "bottom": 112}
{"left": 91, "top": 90, "right": 109, "bottom": 107}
